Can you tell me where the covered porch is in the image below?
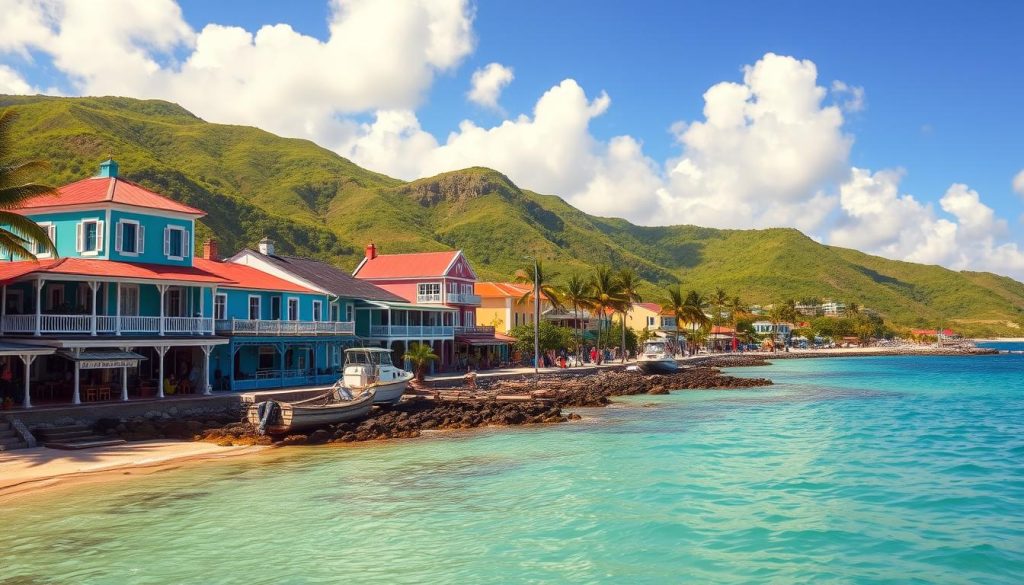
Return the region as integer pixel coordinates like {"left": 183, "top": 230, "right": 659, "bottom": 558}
{"left": 214, "top": 335, "right": 358, "bottom": 392}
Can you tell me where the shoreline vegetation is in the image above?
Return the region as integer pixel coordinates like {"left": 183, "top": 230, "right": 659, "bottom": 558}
{"left": 0, "top": 345, "right": 1002, "bottom": 501}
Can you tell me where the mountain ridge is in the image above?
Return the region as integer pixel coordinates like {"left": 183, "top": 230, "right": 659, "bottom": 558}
{"left": 2, "top": 94, "right": 1021, "bottom": 336}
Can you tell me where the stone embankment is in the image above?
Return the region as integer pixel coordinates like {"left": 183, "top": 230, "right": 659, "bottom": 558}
{"left": 192, "top": 367, "right": 771, "bottom": 446}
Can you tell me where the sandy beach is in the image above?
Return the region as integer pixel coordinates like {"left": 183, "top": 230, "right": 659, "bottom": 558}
{"left": 0, "top": 440, "right": 267, "bottom": 502}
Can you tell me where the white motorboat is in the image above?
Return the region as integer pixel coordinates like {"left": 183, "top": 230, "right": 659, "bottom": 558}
{"left": 637, "top": 340, "right": 679, "bottom": 374}
{"left": 343, "top": 347, "right": 414, "bottom": 406}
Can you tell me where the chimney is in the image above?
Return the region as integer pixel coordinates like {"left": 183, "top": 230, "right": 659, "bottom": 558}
{"left": 202, "top": 239, "right": 219, "bottom": 261}
{"left": 365, "top": 242, "right": 377, "bottom": 260}
{"left": 258, "top": 237, "right": 275, "bottom": 256}
{"left": 98, "top": 158, "right": 119, "bottom": 178}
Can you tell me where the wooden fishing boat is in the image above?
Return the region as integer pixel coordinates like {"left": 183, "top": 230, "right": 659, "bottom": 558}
{"left": 247, "top": 386, "right": 376, "bottom": 435}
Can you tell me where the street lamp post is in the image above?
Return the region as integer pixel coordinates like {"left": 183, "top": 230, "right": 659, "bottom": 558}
{"left": 524, "top": 256, "right": 540, "bottom": 385}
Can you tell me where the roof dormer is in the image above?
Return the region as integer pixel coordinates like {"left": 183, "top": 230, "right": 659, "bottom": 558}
{"left": 98, "top": 158, "right": 119, "bottom": 178}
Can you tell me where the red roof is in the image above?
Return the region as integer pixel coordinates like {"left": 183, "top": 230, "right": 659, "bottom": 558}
{"left": 13, "top": 177, "right": 205, "bottom": 216}
{"left": 355, "top": 250, "right": 460, "bottom": 279}
{"left": 192, "top": 258, "right": 315, "bottom": 293}
{"left": 710, "top": 326, "right": 736, "bottom": 334}
{"left": 0, "top": 259, "right": 230, "bottom": 284}
{"left": 911, "top": 329, "right": 955, "bottom": 336}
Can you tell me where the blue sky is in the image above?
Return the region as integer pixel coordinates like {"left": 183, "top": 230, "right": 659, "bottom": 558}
{"left": 2, "top": 0, "right": 1023, "bottom": 277}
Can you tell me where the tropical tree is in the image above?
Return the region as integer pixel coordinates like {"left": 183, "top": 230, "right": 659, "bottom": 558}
{"left": 663, "top": 285, "right": 687, "bottom": 356}
{"left": 514, "top": 260, "right": 565, "bottom": 314}
{"left": 588, "top": 266, "right": 624, "bottom": 360}
{"left": 562, "top": 273, "right": 593, "bottom": 366}
{"left": 845, "top": 302, "right": 861, "bottom": 318}
{"left": 404, "top": 342, "right": 439, "bottom": 382}
{"left": 615, "top": 267, "right": 643, "bottom": 363}
{"left": 727, "top": 295, "right": 747, "bottom": 351}
{"left": 682, "top": 290, "right": 711, "bottom": 354}
{"left": 767, "top": 300, "right": 799, "bottom": 351}
{"left": 0, "top": 109, "right": 58, "bottom": 259}
{"left": 712, "top": 287, "right": 729, "bottom": 327}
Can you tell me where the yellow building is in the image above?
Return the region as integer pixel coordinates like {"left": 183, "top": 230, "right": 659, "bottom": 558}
{"left": 625, "top": 303, "right": 678, "bottom": 337}
{"left": 475, "top": 282, "right": 548, "bottom": 334}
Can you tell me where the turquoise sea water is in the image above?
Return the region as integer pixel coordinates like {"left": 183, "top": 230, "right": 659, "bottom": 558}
{"left": 3, "top": 353, "right": 1023, "bottom": 584}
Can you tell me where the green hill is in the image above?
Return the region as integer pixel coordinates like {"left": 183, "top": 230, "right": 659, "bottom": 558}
{"left": 2, "top": 94, "right": 1022, "bottom": 336}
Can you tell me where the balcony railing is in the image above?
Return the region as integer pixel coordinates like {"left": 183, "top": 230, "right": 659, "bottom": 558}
{"left": 416, "top": 293, "right": 442, "bottom": 304}
{"left": 454, "top": 325, "right": 495, "bottom": 335}
{"left": 369, "top": 325, "right": 455, "bottom": 337}
{"left": 215, "top": 319, "right": 356, "bottom": 336}
{"left": 0, "top": 315, "right": 213, "bottom": 335}
{"left": 447, "top": 293, "right": 482, "bottom": 305}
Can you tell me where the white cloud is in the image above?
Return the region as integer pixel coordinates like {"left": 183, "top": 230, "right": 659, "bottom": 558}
{"left": 828, "top": 168, "right": 1024, "bottom": 278}
{"left": 0, "top": 64, "right": 35, "bottom": 94}
{"left": 1014, "top": 169, "right": 1024, "bottom": 198}
{"left": 467, "top": 62, "right": 513, "bottom": 110}
{"left": 0, "top": 0, "right": 475, "bottom": 146}
{"left": 831, "top": 80, "right": 865, "bottom": 112}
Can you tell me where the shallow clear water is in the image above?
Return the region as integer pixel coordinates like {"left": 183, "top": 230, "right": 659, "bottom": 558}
{"left": 3, "top": 354, "right": 1023, "bottom": 584}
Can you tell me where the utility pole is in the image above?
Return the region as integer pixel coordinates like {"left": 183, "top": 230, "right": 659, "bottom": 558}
{"left": 533, "top": 258, "right": 540, "bottom": 385}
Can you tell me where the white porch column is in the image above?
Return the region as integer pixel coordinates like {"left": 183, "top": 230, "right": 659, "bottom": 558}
{"left": 19, "top": 354, "right": 36, "bottom": 408}
{"left": 89, "top": 280, "right": 99, "bottom": 336}
{"left": 120, "top": 346, "right": 131, "bottom": 401}
{"left": 157, "top": 284, "right": 168, "bottom": 336}
{"left": 156, "top": 345, "right": 169, "bottom": 399}
{"left": 34, "top": 279, "right": 44, "bottom": 336}
{"left": 210, "top": 286, "right": 218, "bottom": 336}
{"left": 115, "top": 282, "right": 122, "bottom": 335}
{"left": 201, "top": 345, "right": 213, "bottom": 395}
{"left": 1, "top": 284, "right": 6, "bottom": 334}
{"left": 199, "top": 286, "right": 206, "bottom": 335}
{"left": 72, "top": 356, "right": 81, "bottom": 405}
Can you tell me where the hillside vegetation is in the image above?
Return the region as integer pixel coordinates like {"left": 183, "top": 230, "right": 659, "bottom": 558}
{"left": 2, "top": 95, "right": 1022, "bottom": 336}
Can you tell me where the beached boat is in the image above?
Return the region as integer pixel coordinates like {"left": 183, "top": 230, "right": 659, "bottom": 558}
{"left": 247, "top": 386, "right": 376, "bottom": 434}
{"left": 343, "top": 347, "right": 415, "bottom": 406}
{"left": 637, "top": 340, "right": 679, "bottom": 374}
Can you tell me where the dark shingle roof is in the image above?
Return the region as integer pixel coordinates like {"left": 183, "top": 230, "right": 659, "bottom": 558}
{"left": 256, "top": 252, "right": 406, "bottom": 302}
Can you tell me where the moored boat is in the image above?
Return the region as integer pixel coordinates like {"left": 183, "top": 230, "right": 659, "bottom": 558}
{"left": 343, "top": 347, "right": 415, "bottom": 406}
{"left": 637, "top": 340, "right": 679, "bottom": 374}
{"left": 247, "top": 386, "right": 376, "bottom": 434}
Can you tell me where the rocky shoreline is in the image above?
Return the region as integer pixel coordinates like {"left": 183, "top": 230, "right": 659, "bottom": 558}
{"left": 92, "top": 366, "right": 772, "bottom": 447}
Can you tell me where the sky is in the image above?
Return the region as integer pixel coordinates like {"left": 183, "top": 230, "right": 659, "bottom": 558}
{"left": 1, "top": 0, "right": 1023, "bottom": 279}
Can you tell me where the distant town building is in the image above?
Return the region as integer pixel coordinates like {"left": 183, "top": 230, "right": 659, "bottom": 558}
{"left": 822, "top": 301, "right": 847, "bottom": 316}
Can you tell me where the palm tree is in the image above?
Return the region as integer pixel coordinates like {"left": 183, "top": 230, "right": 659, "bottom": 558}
{"left": 662, "top": 285, "right": 687, "bottom": 356}
{"left": 615, "top": 268, "right": 643, "bottom": 363}
{"left": 562, "top": 273, "right": 592, "bottom": 366}
{"left": 768, "top": 300, "right": 798, "bottom": 351}
{"left": 845, "top": 302, "right": 861, "bottom": 318}
{"left": 727, "top": 295, "right": 746, "bottom": 351}
{"left": 0, "top": 109, "right": 58, "bottom": 259}
{"left": 514, "top": 259, "right": 565, "bottom": 323}
{"left": 404, "top": 342, "right": 439, "bottom": 382}
{"left": 712, "top": 288, "right": 729, "bottom": 327}
{"left": 588, "top": 266, "right": 624, "bottom": 361}
{"left": 682, "top": 290, "right": 711, "bottom": 354}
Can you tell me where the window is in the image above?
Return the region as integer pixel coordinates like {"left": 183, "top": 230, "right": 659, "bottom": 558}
{"left": 116, "top": 220, "right": 144, "bottom": 255}
{"left": 258, "top": 346, "right": 276, "bottom": 370}
{"left": 417, "top": 283, "right": 441, "bottom": 302}
{"left": 47, "top": 285, "right": 64, "bottom": 311}
{"left": 287, "top": 298, "right": 299, "bottom": 321}
{"left": 647, "top": 316, "right": 655, "bottom": 326}
{"left": 5, "top": 290, "right": 23, "bottom": 314}
{"left": 330, "top": 304, "right": 340, "bottom": 321}
{"left": 345, "top": 304, "right": 353, "bottom": 322}
{"left": 271, "top": 296, "right": 281, "bottom": 320}
{"left": 214, "top": 293, "right": 227, "bottom": 320}
{"left": 165, "top": 288, "right": 183, "bottom": 316}
{"left": 119, "top": 285, "right": 139, "bottom": 316}
{"left": 76, "top": 219, "right": 104, "bottom": 254}
{"left": 163, "top": 226, "right": 189, "bottom": 259}
{"left": 248, "top": 296, "right": 261, "bottom": 320}
{"left": 515, "top": 312, "right": 519, "bottom": 327}
{"left": 77, "top": 283, "right": 94, "bottom": 312}
{"left": 312, "top": 300, "right": 322, "bottom": 322}
{"left": 34, "top": 223, "right": 55, "bottom": 257}
{"left": 463, "top": 311, "right": 474, "bottom": 327}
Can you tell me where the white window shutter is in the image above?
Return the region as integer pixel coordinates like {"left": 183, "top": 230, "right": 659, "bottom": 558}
{"left": 47, "top": 224, "right": 56, "bottom": 250}
{"left": 182, "top": 232, "right": 189, "bottom": 257}
{"left": 163, "top": 227, "right": 170, "bottom": 256}
{"left": 96, "top": 220, "right": 104, "bottom": 251}
{"left": 114, "top": 221, "right": 123, "bottom": 252}
{"left": 75, "top": 223, "right": 83, "bottom": 253}
{"left": 137, "top": 225, "right": 145, "bottom": 254}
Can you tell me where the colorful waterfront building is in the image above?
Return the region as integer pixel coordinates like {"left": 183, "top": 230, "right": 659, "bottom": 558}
{"left": 625, "top": 303, "right": 677, "bottom": 338}
{"left": 475, "top": 282, "right": 545, "bottom": 333}
{"left": 352, "top": 244, "right": 504, "bottom": 368}
{"left": 0, "top": 161, "right": 357, "bottom": 408}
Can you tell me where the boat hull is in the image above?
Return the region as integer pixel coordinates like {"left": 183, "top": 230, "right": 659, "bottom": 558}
{"left": 369, "top": 372, "right": 414, "bottom": 406}
{"left": 246, "top": 390, "right": 375, "bottom": 434}
{"left": 637, "top": 357, "right": 679, "bottom": 374}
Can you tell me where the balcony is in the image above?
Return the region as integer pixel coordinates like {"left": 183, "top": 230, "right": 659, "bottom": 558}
{"left": 447, "top": 292, "right": 481, "bottom": 305}
{"left": 416, "top": 293, "right": 443, "bottom": 304}
{"left": 215, "top": 319, "right": 355, "bottom": 336}
{"left": 1, "top": 315, "right": 213, "bottom": 336}
{"left": 368, "top": 325, "right": 455, "bottom": 337}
